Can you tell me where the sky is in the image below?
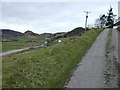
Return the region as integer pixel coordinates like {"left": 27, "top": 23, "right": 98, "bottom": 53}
{"left": 0, "top": 0, "right": 119, "bottom": 34}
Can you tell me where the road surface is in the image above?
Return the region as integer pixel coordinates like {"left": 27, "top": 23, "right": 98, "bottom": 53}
{"left": 65, "top": 29, "right": 119, "bottom": 88}
{"left": 0, "top": 46, "right": 41, "bottom": 57}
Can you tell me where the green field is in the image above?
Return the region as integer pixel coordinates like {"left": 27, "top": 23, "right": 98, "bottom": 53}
{"left": 2, "top": 29, "right": 103, "bottom": 88}
{"left": 2, "top": 35, "right": 48, "bottom": 52}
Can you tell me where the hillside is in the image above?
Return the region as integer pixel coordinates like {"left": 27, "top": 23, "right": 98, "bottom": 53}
{"left": 63, "top": 27, "right": 85, "bottom": 37}
{"left": 0, "top": 29, "right": 40, "bottom": 37}
{"left": 0, "top": 29, "right": 23, "bottom": 37}
{"left": 24, "top": 30, "right": 39, "bottom": 36}
{"left": 1, "top": 29, "right": 53, "bottom": 39}
{"left": 1, "top": 27, "right": 85, "bottom": 41}
{"left": 45, "top": 27, "right": 86, "bottom": 46}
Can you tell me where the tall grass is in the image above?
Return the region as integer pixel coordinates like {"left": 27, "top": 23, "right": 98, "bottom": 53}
{"left": 2, "top": 29, "right": 103, "bottom": 88}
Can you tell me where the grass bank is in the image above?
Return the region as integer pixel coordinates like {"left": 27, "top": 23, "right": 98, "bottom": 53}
{"left": 2, "top": 29, "right": 103, "bottom": 88}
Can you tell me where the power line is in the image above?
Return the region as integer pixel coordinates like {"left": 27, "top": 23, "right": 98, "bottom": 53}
{"left": 84, "top": 11, "right": 91, "bottom": 31}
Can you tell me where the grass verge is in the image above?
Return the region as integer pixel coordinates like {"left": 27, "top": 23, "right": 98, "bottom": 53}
{"left": 2, "top": 29, "right": 103, "bottom": 88}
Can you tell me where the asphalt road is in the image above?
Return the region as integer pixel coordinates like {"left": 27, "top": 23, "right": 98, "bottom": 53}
{"left": 65, "top": 29, "right": 109, "bottom": 88}
{"left": 0, "top": 46, "right": 41, "bottom": 57}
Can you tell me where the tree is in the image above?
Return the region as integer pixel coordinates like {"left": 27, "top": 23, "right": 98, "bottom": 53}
{"left": 94, "top": 18, "right": 101, "bottom": 28}
{"left": 99, "top": 14, "right": 107, "bottom": 28}
{"left": 106, "top": 7, "right": 114, "bottom": 28}
{"left": 95, "top": 6, "right": 116, "bottom": 28}
{"left": 94, "top": 15, "right": 107, "bottom": 28}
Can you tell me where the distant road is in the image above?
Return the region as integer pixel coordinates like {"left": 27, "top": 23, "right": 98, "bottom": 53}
{"left": 0, "top": 46, "right": 41, "bottom": 57}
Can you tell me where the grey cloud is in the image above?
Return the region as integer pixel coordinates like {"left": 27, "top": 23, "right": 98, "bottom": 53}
{"left": 1, "top": 2, "right": 118, "bottom": 34}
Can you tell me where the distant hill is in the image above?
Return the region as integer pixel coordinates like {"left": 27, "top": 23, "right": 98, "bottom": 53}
{"left": 1, "top": 27, "right": 85, "bottom": 39}
{"left": 47, "top": 32, "right": 66, "bottom": 39}
{"left": 39, "top": 33, "right": 52, "bottom": 39}
{"left": 1, "top": 27, "right": 86, "bottom": 43}
{"left": 45, "top": 27, "right": 86, "bottom": 46}
{"left": 24, "top": 30, "right": 39, "bottom": 36}
{"left": 0, "top": 29, "right": 53, "bottom": 42}
{"left": 0, "top": 29, "right": 42, "bottom": 38}
{"left": 0, "top": 29, "right": 23, "bottom": 37}
{"left": 45, "top": 27, "right": 85, "bottom": 44}
{"left": 63, "top": 27, "right": 85, "bottom": 37}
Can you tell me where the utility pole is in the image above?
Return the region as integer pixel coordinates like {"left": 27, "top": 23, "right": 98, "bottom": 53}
{"left": 84, "top": 11, "right": 91, "bottom": 31}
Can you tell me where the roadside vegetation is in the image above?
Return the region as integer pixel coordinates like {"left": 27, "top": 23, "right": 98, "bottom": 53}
{"left": 2, "top": 28, "right": 103, "bottom": 88}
